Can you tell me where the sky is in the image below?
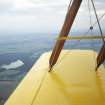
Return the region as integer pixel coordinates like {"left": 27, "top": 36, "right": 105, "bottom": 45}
{"left": 0, "top": 0, "right": 105, "bottom": 34}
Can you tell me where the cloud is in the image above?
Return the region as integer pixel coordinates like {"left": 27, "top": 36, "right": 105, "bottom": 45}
{"left": 0, "top": 0, "right": 35, "bottom": 14}
{"left": 0, "top": 0, "right": 104, "bottom": 33}
{"left": 0, "top": 0, "right": 104, "bottom": 15}
{"left": 1, "top": 60, "right": 24, "bottom": 70}
{"left": 0, "top": 0, "right": 13, "bottom": 13}
{"left": 0, "top": 0, "right": 70, "bottom": 15}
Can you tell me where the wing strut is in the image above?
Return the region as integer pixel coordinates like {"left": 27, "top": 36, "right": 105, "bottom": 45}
{"left": 96, "top": 44, "right": 105, "bottom": 70}
{"left": 49, "top": 0, "right": 82, "bottom": 71}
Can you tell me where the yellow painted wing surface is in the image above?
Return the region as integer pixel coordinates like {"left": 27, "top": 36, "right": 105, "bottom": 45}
{"left": 5, "top": 50, "right": 105, "bottom": 105}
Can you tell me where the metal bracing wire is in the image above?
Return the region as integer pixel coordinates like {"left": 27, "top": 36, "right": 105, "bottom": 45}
{"left": 91, "top": 0, "right": 105, "bottom": 44}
